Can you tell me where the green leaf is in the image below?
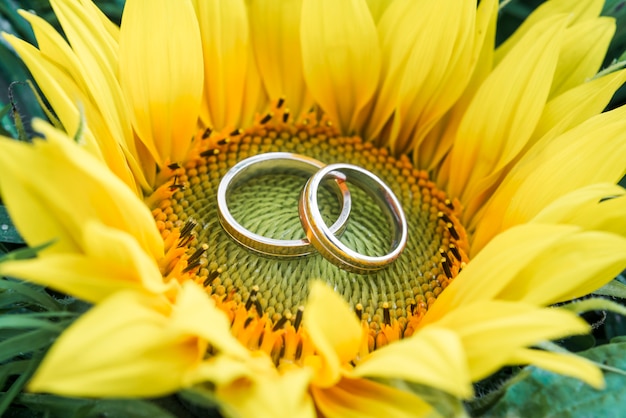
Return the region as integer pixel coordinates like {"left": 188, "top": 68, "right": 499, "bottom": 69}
{"left": 13, "top": 394, "right": 179, "bottom": 418}
{"left": 0, "top": 206, "right": 23, "bottom": 244}
{"left": 0, "top": 103, "right": 17, "bottom": 138}
{"left": 593, "top": 279, "right": 626, "bottom": 299}
{"left": 179, "top": 387, "right": 228, "bottom": 418}
{"left": 0, "top": 328, "right": 58, "bottom": 364}
{"left": 0, "top": 241, "right": 55, "bottom": 262}
{"left": 477, "top": 342, "right": 626, "bottom": 417}
{"left": 0, "top": 315, "right": 67, "bottom": 332}
{"left": 0, "top": 279, "right": 61, "bottom": 312}
{"left": 0, "top": 360, "right": 31, "bottom": 390}
{"left": 0, "top": 351, "right": 43, "bottom": 416}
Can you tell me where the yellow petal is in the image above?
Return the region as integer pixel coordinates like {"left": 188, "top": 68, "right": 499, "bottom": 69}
{"left": 3, "top": 33, "right": 132, "bottom": 186}
{"left": 119, "top": 0, "right": 203, "bottom": 165}
{"left": 366, "top": 0, "right": 478, "bottom": 154}
{"left": 191, "top": 0, "right": 256, "bottom": 129}
{"left": 193, "top": 355, "right": 261, "bottom": 388}
{"left": 47, "top": 0, "right": 146, "bottom": 183}
{"left": 445, "top": 15, "right": 567, "bottom": 211}
{"left": 427, "top": 224, "right": 626, "bottom": 319}
{"left": 429, "top": 301, "right": 590, "bottom": 381}
{"left": 49, "top": 0, "right": 121, "bottom": 101}
{"left": 28, "top": 290, "right": 201, "bottom": 397}
{"left": 300, "top": 0, "right": 380, "bottom": 133}
{"left": 531, "top": 69, "right": 626, "bottom": 146}
{"left": 248, "top": 0, "right": 312, "bottom": 119}
{"left": 437, "top": 224, "right": 571, "bottom": 310}
{"left": 549, "top": 18, "right": 615, "bottom": 98}
{"left": 0, "top": 221, "right": 166, "bottom": 303}
{"left": 239, "top": 40, "right": 270, "bottom": 127}
{"left": 495, "top": 0, "right": 603, "bottom": 65}
{"left": 208, "top": 360, "right": 315, "bottom": 418}
{"left": 79, "top": 0, "right": 121, "bottom": 44}
{"left": 472, "top": 104, "right": 626, "bottom": 251}
{"left": 0, "top": 121, "right": 163, "bottom": 259}
{"left": 352, "top": 327, "right": 472, "bottom": 398}
{"left": 532, "top": 183, "right": 626, "bottom": 235}
{"left": 312, "top": 376, "right": 433, "bottom": 418}
{"left": 364, "top": 0, "right": 394, "bottom": 24}
{"left": 12, "top": 8, "right": 149, "bottom": 193}
{"left": 499, "top": 230, "right": 626, "bottom": 306}
{"left": 171, "top": 282, "right": 249, "bottom": 358}
{"left": 15, "top": 9, "right": 89, "bottom": 97}
{"left": 303, "top": 281, "right": 362, "bottom": 387}
{"left": 416, "top": 0, "right": 498, "bottom": 171}
{"left": 511, "top": 348, "right": 604, "bottom": 389}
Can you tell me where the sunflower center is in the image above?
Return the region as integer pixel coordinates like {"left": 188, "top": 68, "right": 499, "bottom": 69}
{"left": 149, "top": 108, "right": 468, "bottom": 364}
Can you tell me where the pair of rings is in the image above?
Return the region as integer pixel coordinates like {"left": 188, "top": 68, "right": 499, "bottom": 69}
{"left": 216, "top": 152, "right": 408, "bottom": 274}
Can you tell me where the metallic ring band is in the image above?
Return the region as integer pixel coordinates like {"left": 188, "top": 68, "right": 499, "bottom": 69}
{"left": 217, "top": 152, "right": 352, "bottom": 257}
{"left": 299, "top": 163, "right": 408, "bottom": 274}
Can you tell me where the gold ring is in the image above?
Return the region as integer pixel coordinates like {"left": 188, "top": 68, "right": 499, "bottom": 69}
{"left": 299, "top": 163, "right": 407, "bottom": 274}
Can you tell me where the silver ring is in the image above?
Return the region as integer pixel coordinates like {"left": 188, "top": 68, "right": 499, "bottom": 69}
{"left": 299, "top": 163, "right": 407, "bottom": 274}
{"left": 217, "top": 152, "right": 352, "bottom": 257}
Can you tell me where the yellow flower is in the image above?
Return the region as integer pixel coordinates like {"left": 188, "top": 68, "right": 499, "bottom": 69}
{"left": 1, "top": 0, "right": 626, "bottom": 415}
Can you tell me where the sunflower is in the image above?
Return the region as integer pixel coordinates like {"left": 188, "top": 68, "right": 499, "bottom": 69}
{"left": 2, "top": 0, "right": 626, "bottom": 416}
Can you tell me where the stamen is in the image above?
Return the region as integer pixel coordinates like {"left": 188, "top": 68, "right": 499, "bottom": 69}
{"left": 383, "top": 302, "right": 391, "bottom": 325}
{"left": 439, "top": 248, "right": 451, "bottom": 266}
{"left": 295, "top": 340, "right": 303, "bottom": 360}
{"left": 449, "top": 244, "right": 462, "bottom": 261}
{"left": 277, "top": 97, "right": 285, "bottom": 108}
{"left": 203, "top": 268, "right": 221, "bottom": 287}
{"left": 254, "top": 298, "right": 264, "bottom": 317}
{"left": 441, "top": 258, "right": 453, "bottom": 279}
{"left": 260, "top": 113, "right": 273, "bottom": 124}
{"left": 167, "top": 163, "right": 181, "bottom": 170}
{"left": 438, "top": 211, "right": 453, "bottom": 225}
{"left": 282, "top": 109, "right": 290, "bottom": 123}
{"left": 445, "top": 199, "right": 454, "bottom": 210}
{"left": 200, "top": 148, "right": 220, "bottom": 157}
{"left": 185, "top": 244, "right": 208, "bottom": 269}
{"left": 179, "top": 219, "right": 197, "bottom": 240}
{"left": 272, "top": 312, "right": 292, "bottom": 331}
{"left": 169, "top": 175, "right": 185, "bottom": 191}
{"left": 355, "top": 303, "right": 363, "bottom": 321}
{"left": 294, "top": 306, "right": 304, "bottom": 331}
{"left": 447, "top": 222, "right": 460, "bottom": 240}
{"left": 244, "top": 286, "right": 260, "bottom": 311}
{"left": 202, "top": 128, "right": 213, "bottom": 139}
{"left": 178, "top": 234, "right": 194, "bottom": 249}
{"left": 183, "top": 258, "right": 202, "bottom": 273}
{"left": 218, "top": 137, "right": 230, "bottom": 145}
{"left": 230, "top": 129, "right": 243, "bottom": 137}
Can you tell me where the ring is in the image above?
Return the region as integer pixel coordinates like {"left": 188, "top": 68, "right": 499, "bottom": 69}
{"left": 299, "top": 163, "right": 408, "bottom": 274}
{"left": 217, "top": 152, "right": 352, "bottom": 257}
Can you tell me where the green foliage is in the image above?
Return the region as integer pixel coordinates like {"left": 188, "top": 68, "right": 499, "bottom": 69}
{"left": 0, "top": 206, "right": 23, "bottom": 244}
{"left": 470, "top": 343, "right": 626, "bottom": 417}
{"left": 0, "top": 278, "right": 77, "bottom": 416}
{"left": 10, "top": 394, "right": 180, "bottom": 418}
